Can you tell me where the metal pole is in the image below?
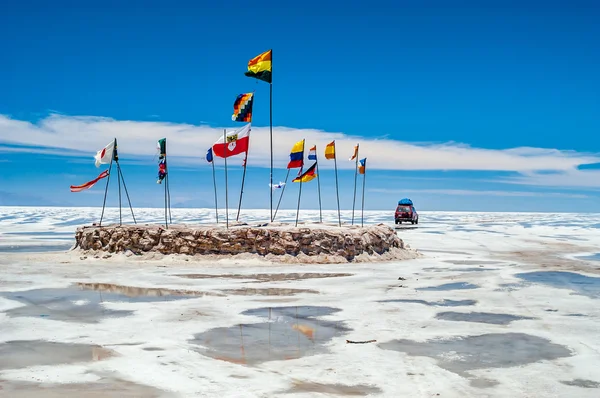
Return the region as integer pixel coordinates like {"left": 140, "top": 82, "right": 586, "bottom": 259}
{"left": 361, "top": 160, "right": 366, "bottom": 227}
{"left": 117, "top": 163, "right": 122, "bottom": 226}
{"left": 224, "top": 129, "right": 229, "bottom": 229}
{"left": 165, "top": 140, "right": 172, "bottom": 225}
{"left": 315, "top": 160, "right": 322, "bottom": 223}
{"left": 351, "top": 143, "right": 359, "bottom": 225}
{"left": 99, "top": 155, "right": 114, "bottom": 227}
{"left": 269, "top": 82, "right": 273, "bottom": 222}
{"left": 273, "top": 168, "right": 290, "bottom": 222}
{"left": 164, "top": 171, "right": 168, "bottom": 229}
{"left": 211, "top": 159, "right": 219, "bottom": 223}
{"left": 117, "top": 163, "right": 136, "bottom": 224}
{"left": 333, "top": 141, "right": 341, "bottom": 227}
{"left": 294, "top": 139, "right": 305, "bottom": 227}
{"left": 236, "top": 154, "right": 248, "bottom": 222}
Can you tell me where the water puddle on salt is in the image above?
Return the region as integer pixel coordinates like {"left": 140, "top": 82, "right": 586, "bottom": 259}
{"left": 379, "top": 333, "right": 572, "bottom": 386}
{"left": 577, "top": 253, "right": 600, "bottom": 261}
{"left": 379, "top": 299, "right": 477, "bottom": 307}
{"left": 0, "top": 244, "right": 73, "bottom": 253}
{"left": 561, "top": 379, "right": 600, "bottom": 388}
{"left": 516, "top": 271, "right": 600, "bottom": 299}
{"left": 0, "top": 378, "right": 166, "bottom": 397}
{"left": 190, "top": 306, "right": 349, "bottom": 365}
{"left": 282, "top": 381, "right": 382, "bottom": 396}
{"left": 177, "top": 273, "right": 353, "bottom": 282}
{"left": 435, "top": 311, "right": 535, "bottom": 325}
{"left": 220, "top": 288, "right": 318, "bottom": 296}
{"left": 1, "top": 284, "right": 211, "bottom": 323}
{"left": 0, "top": 340, "right": 110, "bottom": 370}
{"left": 417, "top": 282, "right": 479, "bottom": 291}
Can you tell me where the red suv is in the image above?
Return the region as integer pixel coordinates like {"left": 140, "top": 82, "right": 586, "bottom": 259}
{"left": 395, "top": 199, "right": 419, "bottom": 225}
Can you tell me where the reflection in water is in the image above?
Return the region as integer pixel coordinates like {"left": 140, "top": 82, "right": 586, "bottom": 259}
{"left": 0, "top": 283, "right": 212, "bottom": 323}
{"left": 191, "top": 306, "right": 349, "bottom": 365}
{"left": 0, "top": 340, "right": 113, "bottom": 370}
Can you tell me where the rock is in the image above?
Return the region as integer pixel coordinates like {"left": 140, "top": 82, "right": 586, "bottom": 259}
{"left": 73, "top": 223, "right": 409, "bottom": 263}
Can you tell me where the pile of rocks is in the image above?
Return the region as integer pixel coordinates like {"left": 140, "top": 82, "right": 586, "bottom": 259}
{"left": 74, "top": 223, "right": 405, "bottom": 261}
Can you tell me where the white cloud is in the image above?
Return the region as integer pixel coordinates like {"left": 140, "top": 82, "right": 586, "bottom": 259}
{"left": 370, "top": 188, "right": 590, "bottom": 199}
{"left": 1, "top": 113, "right": 598, "bottom": 177}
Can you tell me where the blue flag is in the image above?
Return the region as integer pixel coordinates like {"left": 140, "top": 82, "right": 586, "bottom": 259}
{"left": 206, "top": 147, "right": 213, "bottom": 163}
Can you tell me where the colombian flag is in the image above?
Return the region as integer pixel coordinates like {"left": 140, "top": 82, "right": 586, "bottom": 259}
{"left": 358, "top": 158, "right": 367, "bottom": 174}
{"left": 325, "top": 141, "right": 336, "bottom": 160}
{"left": 288, "top": 140, "right": 304, "bottom": 169}
{"left": 293, "top": 162, "right": 317, "bottom": 183}
{"left": 245, "top": 49, "right": 272, "bottom": 83}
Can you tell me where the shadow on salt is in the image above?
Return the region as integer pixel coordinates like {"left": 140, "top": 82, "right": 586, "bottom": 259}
{"left": 190, "top": 306, "right": 350, "bottom": 365}
{"left": 0, "top": 283, "right": 216, "bottom": 323}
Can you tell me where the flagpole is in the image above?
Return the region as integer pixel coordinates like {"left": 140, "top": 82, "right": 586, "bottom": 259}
{"left": 361, "top": 160, "right": 366, "bottom": 228}
{"left": 236, "top": 153, "right": 248, "bottom": 222}
{"left": 315, "top": 158, "right": 323, "bottom": 224}
{"left": 351, "top": 143, "right": 359, "bottom": 225}
{"left": 295, "top": 139, "right": 305, "bottom": 227}
{"left": 99, "top": 144, "right": 114, "bottom": 227}
{"left": 117, "top": 162, "right": 136, "bottom": 224}
{"left": 166, "top": 150, "right": 172, "bottom": 225}
{"left": 211, "top": 156, "right": 219, "bottom": 223}
{"left": 333, "top": 141, "right": 341, "bottom": 227}
{"left": 115, "top": 139, "right": 122, "bottom": 226}
{"left": 273, "top": 169, "right": 290, "bottom": 222}
{"left": 269, "top": 81, "right": 273, "bottom": 222}
{"left": 224, "top": 129, "right": 229, "bottom": 230}
{"left": 164, "top": 170, "right": 168, "bottom": 229}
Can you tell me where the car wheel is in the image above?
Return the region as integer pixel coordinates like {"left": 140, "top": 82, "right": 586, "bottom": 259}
{"left": 411, "top": 221, "right": 415, "bottom": 225}
{"left": 416, "top": 218, "right": 419, "bottom": 224}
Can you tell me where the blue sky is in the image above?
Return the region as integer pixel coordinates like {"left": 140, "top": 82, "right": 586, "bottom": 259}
{"left": 1, "top": 0, "right": 600, "bottom": 212}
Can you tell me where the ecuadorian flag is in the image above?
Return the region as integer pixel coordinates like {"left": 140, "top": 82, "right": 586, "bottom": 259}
{"left": 288, "top": 140, "right": 304, "bottom": 169}
{"left": 245, "top": 49, "right": 272, "bottom": 83}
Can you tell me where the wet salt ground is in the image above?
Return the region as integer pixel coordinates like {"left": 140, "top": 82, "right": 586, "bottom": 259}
{"left": 516, "top": 271, "right": 600, "bottom": 298}
{"left": 379, "top": 333, "right": 573, "bottom": 386}
{"left": 0, "top": 284, "right": 212, "bottom": 323}
{"left": 1, "top": 209, "right": 600, "bottom": 396}
{"left": 191, "top": 306, "right": 350, "bottom": 365}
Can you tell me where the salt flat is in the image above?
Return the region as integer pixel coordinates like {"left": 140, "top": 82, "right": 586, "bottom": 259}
{"left": 1, "top": 207, "right": 600, "bottom": 397}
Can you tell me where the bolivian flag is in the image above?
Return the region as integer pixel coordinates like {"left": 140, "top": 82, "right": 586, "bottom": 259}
{"left": 245, "top": 49, "right": 272, "bottom": 83}
{"left": 293, "top": 162, "right": 317, "bottom": 183}
{"left": 325, "top": 141, "right": 336, "bottom": 160}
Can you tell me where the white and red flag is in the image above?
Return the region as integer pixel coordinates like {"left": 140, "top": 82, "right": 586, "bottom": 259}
{"left": 212, "top": 123, "right": 250, "bottom": 158}
{"left": 70, "top": 170, "right": 109, "bottom": 192}
{"left": 94, "top": 140, "right": 115, "bottom": 167}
